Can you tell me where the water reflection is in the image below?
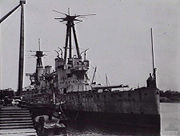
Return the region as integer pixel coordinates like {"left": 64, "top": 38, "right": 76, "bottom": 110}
{"left": 65, "top": 122, "right": 160, "bottom": 136}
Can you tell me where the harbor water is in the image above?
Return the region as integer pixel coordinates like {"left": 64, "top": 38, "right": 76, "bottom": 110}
{"left": 61, "top": 103, "right": 180, "bottom": 136}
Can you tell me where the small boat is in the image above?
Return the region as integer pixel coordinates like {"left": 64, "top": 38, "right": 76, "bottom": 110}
{"left": 35, "top": 114, "right": 66, "bottom": 135}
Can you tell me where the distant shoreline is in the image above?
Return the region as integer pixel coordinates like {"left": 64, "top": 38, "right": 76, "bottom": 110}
{"left": 160, "top": 101, "right": 180, "bottom": 103}
{"left": 160, "top": 90, "right": 180, "bottom": 103}
{"left": 160, "top": 97, "right": 180, "bottom": 103}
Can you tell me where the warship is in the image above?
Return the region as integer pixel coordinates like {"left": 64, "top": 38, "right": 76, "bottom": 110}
{"left": 22, "top": 12, "right": 160, "bottom": 129}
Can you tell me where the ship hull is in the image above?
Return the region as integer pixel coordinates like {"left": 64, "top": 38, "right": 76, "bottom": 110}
{"left": 23, "top": 87, "right": 160, "bottom": 129}
{"left": 57, "top": 87, "right": 160, "bottom": 129}
{"left": 64, "top": 110, "right": 160, "bottom": 129}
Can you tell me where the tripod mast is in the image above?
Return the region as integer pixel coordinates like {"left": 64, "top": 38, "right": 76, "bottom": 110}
{"left": 63, "top": 15, "right": 81, "bottom": 62}
{"left": 54, "top": 10, "right": 95, "bottom": 63}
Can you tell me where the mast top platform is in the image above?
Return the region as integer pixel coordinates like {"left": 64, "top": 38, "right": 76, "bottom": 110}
{"left": 20, "top": 0, "right": 26, "bottom": 4}
{"left": 53, "top": 9, "right": 95, "bottom": 23}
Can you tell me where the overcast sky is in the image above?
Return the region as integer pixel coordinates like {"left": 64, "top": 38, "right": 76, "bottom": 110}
{"left": 0, "top": 0, "right": 180, "bottom": 91}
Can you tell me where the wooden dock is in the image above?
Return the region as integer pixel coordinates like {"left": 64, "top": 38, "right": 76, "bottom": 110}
{"left": 0, "top": 106, "right": 37, "bottom": 136}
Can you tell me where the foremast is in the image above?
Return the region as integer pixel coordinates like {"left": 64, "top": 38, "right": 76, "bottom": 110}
{"left": 54, "top": 11, "right": 94, "bottom": 93}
